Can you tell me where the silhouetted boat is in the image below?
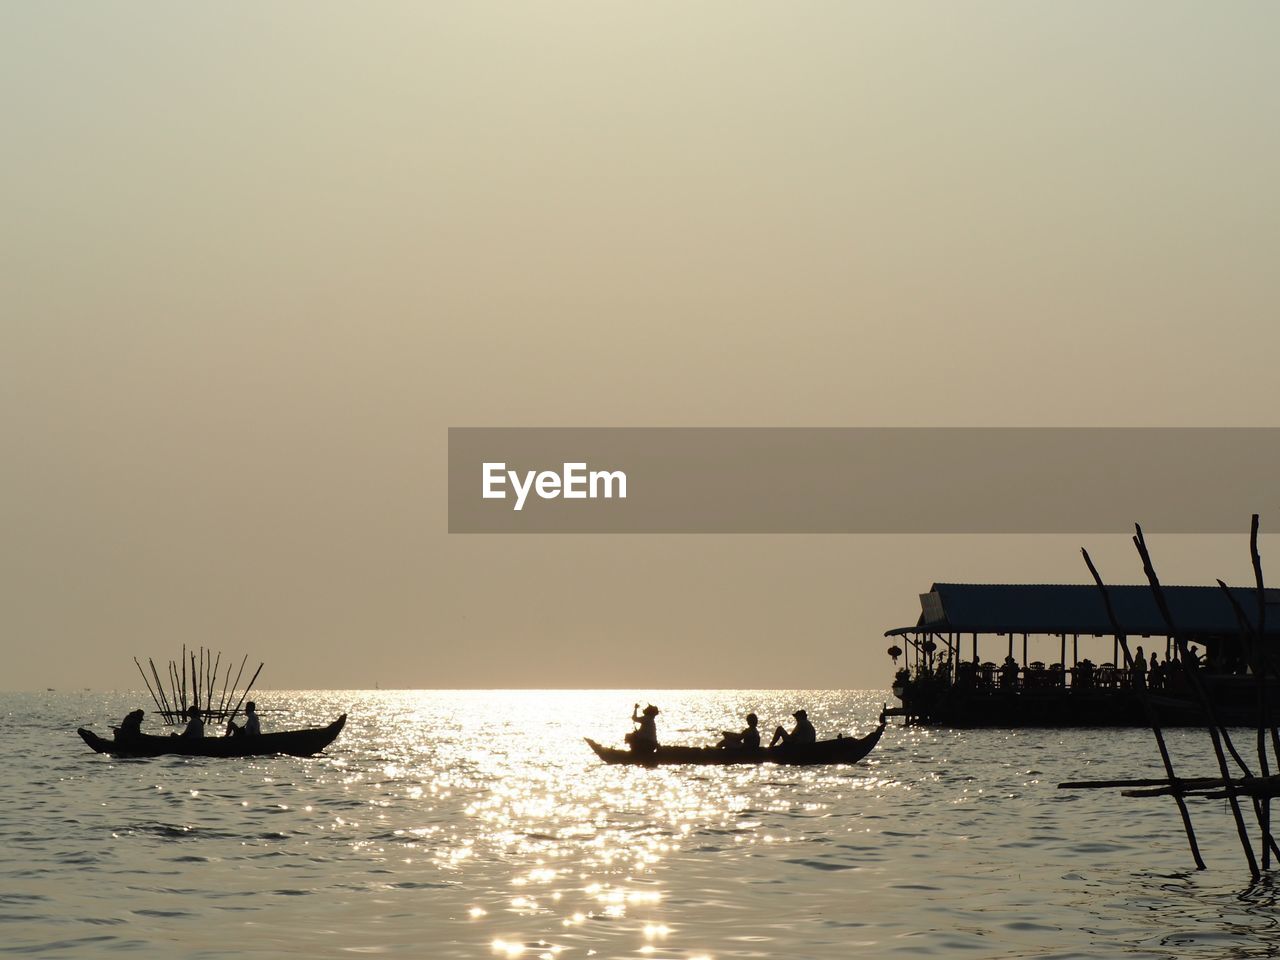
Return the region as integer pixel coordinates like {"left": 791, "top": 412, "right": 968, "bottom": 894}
{"left": 585, "top": 720, "right": 884, "bottom": 766}
{"left": 77, "top": 714, "right": 347, "bottom": 758}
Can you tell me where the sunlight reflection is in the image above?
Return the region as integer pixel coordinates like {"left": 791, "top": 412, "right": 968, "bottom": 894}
{"left": 348, "top": 690, "right": 886, "bottom": 959}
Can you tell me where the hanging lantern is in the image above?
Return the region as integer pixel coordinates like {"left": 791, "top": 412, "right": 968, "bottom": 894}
{"left": 922, "top": 639, "right": 937, "bottom": 655}
{"left": 887, "top": 645, "right": 903, "bottom": 664}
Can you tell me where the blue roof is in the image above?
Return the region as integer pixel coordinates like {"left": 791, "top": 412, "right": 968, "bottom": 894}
{"left": 886, "top": 582, "right": 1280, "bottom": 637}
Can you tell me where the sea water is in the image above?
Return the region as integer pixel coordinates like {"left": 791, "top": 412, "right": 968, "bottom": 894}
{"left": 4, "top": 689, "right": 1280, "bottom": 959}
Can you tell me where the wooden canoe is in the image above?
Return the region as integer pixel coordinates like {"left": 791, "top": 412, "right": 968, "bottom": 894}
{"left": 77, "top": 714, "right": 347, "bottom": 758}
{"left": 585, "top": 720, "right": 884, "bottom": 766}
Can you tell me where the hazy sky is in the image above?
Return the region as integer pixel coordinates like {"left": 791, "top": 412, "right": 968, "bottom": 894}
{"left": 4, "top": 3, "right": 1279, "bottom": 690}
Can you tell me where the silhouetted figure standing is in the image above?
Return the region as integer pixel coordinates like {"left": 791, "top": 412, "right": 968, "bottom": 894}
{"left": 1131, "top": 646, "right": 1147, "bottom": 688}
{"left": 625, "top": 704, "right": 659, "bottom": 754}
{"left": 770, "top": 709, "right": 816, "bottom": 748}
{"left": 1148, "top": 652, "right": 1163, "bottom": 690}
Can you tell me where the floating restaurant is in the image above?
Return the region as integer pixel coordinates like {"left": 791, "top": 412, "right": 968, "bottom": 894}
{"left": 884, "top": 582, "right": 1280, "bottom": 726}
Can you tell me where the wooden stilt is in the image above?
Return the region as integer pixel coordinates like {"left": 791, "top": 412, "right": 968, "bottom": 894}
{"left": 1133, "top": 524, "right": 1259, "bottom": 881}
{"left": 1082, "top": 547, "right": 1206, "bottom": 870}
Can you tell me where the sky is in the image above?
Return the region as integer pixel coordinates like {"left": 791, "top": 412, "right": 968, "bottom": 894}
{"left": 4, "top": 2, "right": 1280, "bottom": 690}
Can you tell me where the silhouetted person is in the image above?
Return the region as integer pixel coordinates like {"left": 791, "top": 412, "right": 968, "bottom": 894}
{"left": 1074, "top": 659, "right": 1095, "bottom": 689}
{"left": 1148, "top": 652, "right": 1163, "bottom": 690}
{"left": 770, "top": 709, "right": 816, "bottom": 748}
{"left": 1000, "top": 655, "right": 1019, "bottom": 689}
{"left": 227, "top": 701, "right": 262, "bottom": 738}
{"left": 115, "top": 709, "right": 144, "bottom": 740}
{"left": 717, "top": 712, "right": 761, "bottom": 749}
{"left": 1131, "top": 646, "right": 1147, "bottom": 688}
{"left": 180, "top": 706, "right": 205, "bottom": 739}
{"left": 625, "top": 704, "right": 659, "bottom": 754}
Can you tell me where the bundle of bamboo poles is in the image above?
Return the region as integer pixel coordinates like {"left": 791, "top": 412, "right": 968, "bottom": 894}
{"left": 1059, "top": 514, "right": 1280, "bottom": 881}
{"left": 132, "top": 646, "right": 263, "bottom": 727}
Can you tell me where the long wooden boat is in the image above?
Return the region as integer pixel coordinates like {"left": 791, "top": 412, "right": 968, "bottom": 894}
{"left": 77, "top": 714, "right": 347, "bottom": 758}
{"left": 585, "top": 720, "right": 884, "bottom": 766}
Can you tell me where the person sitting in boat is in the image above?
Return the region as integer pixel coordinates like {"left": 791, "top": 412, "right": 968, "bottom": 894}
{"left": 115, "top": 708, "right": 145, "bottom": 741}
{"left": 716, "top": 712, "right": 761, "bottom": 750}
{"left": 180, "top": 705, "right": 205, "bottom": 739}
{"left": 770, "top": 709, "right": 817, "bottom": 748}
{"left": 625, "top": 704, "right": 660, "bottom": 754}
{"left": 226, "top": 701, "right": 262, "bottom": 737}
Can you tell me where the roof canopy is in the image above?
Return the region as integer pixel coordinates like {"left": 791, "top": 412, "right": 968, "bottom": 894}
{"left": 885, "top": 583, "right": 1280, "bottom": 638}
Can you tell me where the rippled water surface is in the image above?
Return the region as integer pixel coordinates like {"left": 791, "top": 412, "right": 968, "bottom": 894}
{"left": 7, "top": 689, "right": 1280, "bottom": 959}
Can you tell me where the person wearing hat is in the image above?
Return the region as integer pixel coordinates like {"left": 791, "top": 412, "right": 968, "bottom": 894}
{"left": 716, "top": 712, "right": 761, "bottom": 750}
{"left": 770, "top": 709, "right": 816, "bottom": 748}
{"left": 625, "top": 703, "right": 660, "bottom": 754}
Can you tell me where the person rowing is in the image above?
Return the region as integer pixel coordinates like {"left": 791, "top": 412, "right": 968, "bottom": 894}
{"left": 625, "top": 703, "right": 660, "bottom": 755}
{"left": 770, "top": 709, "right": 816, "bottom": 748}
{"left": 716, "top": 712, "right": 761, "bottom": 750}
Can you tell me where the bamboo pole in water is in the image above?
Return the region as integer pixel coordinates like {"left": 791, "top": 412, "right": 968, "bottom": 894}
{"left": 208, "top": 651, "right": 220, "bottom": 715}
{"left": 225, "top": 654, "right": 248, "bottom": 718}
{"left": 1250, "top": 516, "right": 1277, "bottom": 870}
{"left": 217, "top": 656, "right": 234, "bottom": 717}
{"left": 133, "top": 657, "right": 164, "bottom": 716}
{"left": 1215, "top": 579, "right": 1280, "bottom": 866}
{"left": 227, "top": 662, "right": 264, "bottom": 722}
{"left": 1060, "top": 777, "right": 1222, "bottom": 790}
{"left": 1081, "top": 547, "right": 1205, "bottom": 870}
{"left": 190, "top": 652, "right": 199, "bottom": 712}
{"left": 169, "top": 660, "right": 182, "bottom": 717}
{"left": 148, "top": 658, "right": 173, "bottom": 718}
{"left": 1133, "top": 523, "right": 1260, "bottom": 881}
